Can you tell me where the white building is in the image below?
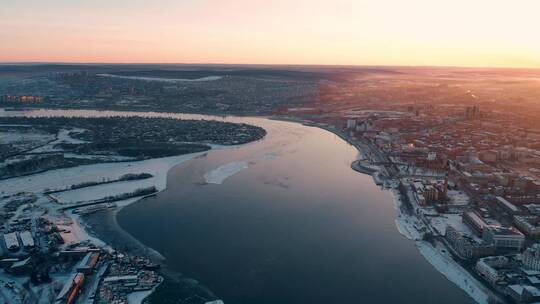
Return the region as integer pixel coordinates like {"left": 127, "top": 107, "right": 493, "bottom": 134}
{"left": 523, "top": 244, "right": 540, "bottom": 271}
{"left": 19, "top": 231, "right": 34, "bottom": 249}
{"left": 476, "top": 256, "right": 508, "bottom": 284}
{"left": 3, "top": 232, "right": 19, "bottom": 251}
{"left": 483, "top": 226, "right": 525, "bottom": 251}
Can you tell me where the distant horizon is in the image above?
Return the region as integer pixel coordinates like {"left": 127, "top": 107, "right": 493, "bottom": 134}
{"left": 2, "top": 61, "right": 540, "bottom": 71}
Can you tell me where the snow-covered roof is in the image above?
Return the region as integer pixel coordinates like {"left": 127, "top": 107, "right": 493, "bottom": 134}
{"left": 19, "top": 231, "right": 34, "bottom": 248}
{"left": 3, "top": 232, "right": 19, "bottom": 250}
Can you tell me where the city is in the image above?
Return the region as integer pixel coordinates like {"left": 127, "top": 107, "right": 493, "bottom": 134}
{"left": 1, "top": 0, "right": 540, "bottom": 303}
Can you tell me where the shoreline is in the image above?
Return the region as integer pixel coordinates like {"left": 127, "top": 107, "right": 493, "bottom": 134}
{"left": 0, "top": 110, "right": 495, "bottom": 303}
{"left": 0, "top": 107, "right": 270, "bottom": 304}
{"left": 298, "top": 117, "right": 499, "bottom": 304}
{"left": 0, "top": 145, "right": 226, "bottom": 303}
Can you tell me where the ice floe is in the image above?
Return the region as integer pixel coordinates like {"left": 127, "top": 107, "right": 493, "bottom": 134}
{"left": 204, "top": 161, "right": 249, "bottom": 184}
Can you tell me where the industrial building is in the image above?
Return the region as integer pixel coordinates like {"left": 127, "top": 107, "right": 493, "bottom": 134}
{"left": 76, "top": 252, "right": 99, "bottom": 274}
{"left": 56, "top": 272, "right": 85, "bottom": 304}
{"left": 3, "top": 232, "right": 19, "bottom": 251}
{"left": 19, "top": 231, "right": 35, "bottom": 249}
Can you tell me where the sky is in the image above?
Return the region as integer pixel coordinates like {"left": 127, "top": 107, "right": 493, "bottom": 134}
{"left": 1, "top": 0, "right": 540, "bottom": 68}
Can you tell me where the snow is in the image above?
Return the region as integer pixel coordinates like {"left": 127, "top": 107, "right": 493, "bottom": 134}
{"left": 204, "top": 161, "right": 249, "bottom": 184}
{"left": 395, "top": 217, "right": 424, "bottom": 241}
{"left": 417, "top": 241, "right": 491, "bottom": 304}
{"left": 19, "top": 231, "right": 34, "bottom": 248}
{"left": 3, "top": 232, "right": 19, "bottom": 250}
{"left": 429, "top": 213, "right": 478, "bottom": 239}
{"left": 447, "top": 190, "right": 471, "bottom": 206}
{"left": 391, "top": 189, "right": 425, "bottom": 241}
{"left": 57, "top": 128, "right": 87, "bottom": 144}
{"left": 257, "top": 151, "right": 279, "bottom": 161}
{"left": 0, "top": 148, "right": 211, "bottom": 262}
{"left": 54, "top": 179, "right": 153, "bottom": 204}
{"left": 30, "top": 128, "right": 88, "bottom": 153}
{"left": 55, "top": 217, "right": 106, "bottom": 248}
{"left": 97, "top": 73, "right": 223, "bottom": 82}
{"left": 127, "top": 287, "right": 157, "bottom": 304}
{"left": 63, "top": 153, "right": 135, "bottom": 161}
{"left": 0, "top": 151, "right": 207, "bottom": 196}
{"left": 386, "top": 183, "right": 490, "bottom": 304}
{"left": 0, "top": 131, "right": 54, "bottom": 145}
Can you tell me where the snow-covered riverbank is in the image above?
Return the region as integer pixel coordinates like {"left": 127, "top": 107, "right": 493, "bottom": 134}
{"left": 0, "top": 152, "right": 207, "bottom": 196}
{"left": 0, "top": 151, "right": 210, "bottom": 261}
{"left": 417, "top": 241, "right": 490, "bottom": 304}
{"left": 319, "top": 122, "right": 495, "bottom": 304}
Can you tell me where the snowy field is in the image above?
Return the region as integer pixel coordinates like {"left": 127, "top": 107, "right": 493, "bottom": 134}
{"left": 0, "top": 130, "right": 55, "bottom": 153}
{"left": 204, "top": 161, "right": 249, "bottom": 184}
{"left": 54, "top": 178, "right": 154, "bottom": 204}
{"left": 0, "top": 131, "right": 54, "bottom": 145}
{"left": 0, "top": 151, "right": 207, "bottom": 196}
{"left": 30, "top": 128, "right": 88, "bottom": 153}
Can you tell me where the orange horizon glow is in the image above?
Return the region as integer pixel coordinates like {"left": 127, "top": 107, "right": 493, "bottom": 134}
{"left": 1, "top": 0, "right": 540, "bottom": 68}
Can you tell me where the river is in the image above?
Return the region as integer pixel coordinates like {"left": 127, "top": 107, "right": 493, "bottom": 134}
{"left": 3, "top": 109, "right": 476, "bottom": 304}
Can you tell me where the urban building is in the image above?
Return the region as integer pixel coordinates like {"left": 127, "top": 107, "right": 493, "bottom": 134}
{"left": 523, "top": 244, "right": 540, "bottom": 271}
{"left": 514, "top": 216, "right": 540, "bottom": 238}
{"left": 463, "top": 211, "right": 489, "bottom": 236}
{"left": 483, "top": 226, "right": 525, "bottom": 252}
{"left": 496, "top": 196, "right": 522, "bottom": 215}
{"left": 476, "top": 256, "right": 508, "bottom": 284}
{"left": 445, "top": 226, "right": 495, "bottom": 259}
{"left": 507, "top": 285, "right": 540, "bottom": 303}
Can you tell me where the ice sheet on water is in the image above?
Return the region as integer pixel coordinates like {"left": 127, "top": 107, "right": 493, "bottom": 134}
{"left": 204, "top": 161, "right": 249, "bottom": 184}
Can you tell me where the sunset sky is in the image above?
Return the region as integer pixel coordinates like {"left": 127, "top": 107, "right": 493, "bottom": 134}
{"left": 1, "top": 0, "right": 539, "bottom": 68}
